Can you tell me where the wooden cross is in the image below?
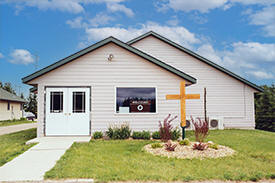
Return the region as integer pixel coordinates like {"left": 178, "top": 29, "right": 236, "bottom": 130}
{"left": 166, "top": 81, "right": 200, "bottom": 127}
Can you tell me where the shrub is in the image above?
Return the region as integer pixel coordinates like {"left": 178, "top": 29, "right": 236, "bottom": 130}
{"left": 249, "top": 173, "right": 263, "bottom": 182}
{"left": 106, "top": 123, "right": 131, "bottom": 139}
{"left": 165, "top": 140, "right": 177, "bottom": 151}
{"left": 159, "top": 114, "right": 177, "bottom": 142}
{"left": 171, "top": 128, "right": 181, "bottom": 140}
{"left": 93, "top": 131, "right": 103, "bottom": 139}
{"left": 152, "top": 131, "right": 160, "bottom": 139}
{"left": 191, "top": 116, "right": 209, "bottom": 142}
{"left": 208, "top": 143, "right": 219, "bottom": 150}
{"left": 179, "top": 138, "right": 190, "bottom": 146}
{"left": 151, "top": 143, "right": 162, "bottom": 149}
{"left": 192, "top": 142, "right": 207, "bottom": 151}
{"left": 132, "top": 131, "right": 151, "bottom": 140}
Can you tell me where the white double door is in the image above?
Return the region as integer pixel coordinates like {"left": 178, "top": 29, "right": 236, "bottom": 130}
{"left": 46, "top": 87, "right": 90, "bottom": 136}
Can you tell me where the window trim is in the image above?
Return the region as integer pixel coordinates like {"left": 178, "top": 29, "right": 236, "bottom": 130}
{"left": 72, "top": 91, "right": 86, "bottom": 113}
{"left": 114, "top": 86, "right": 158, "bottom": 115}
{"left": 50, "top": 91, "right": 64, "bottom": 113}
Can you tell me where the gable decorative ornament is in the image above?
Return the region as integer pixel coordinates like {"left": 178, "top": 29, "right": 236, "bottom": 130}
{"left": 166, "top": 81, "right": 200, "bottom": 139}
{"left": 108, "top": 54, "right": 114, "bottom": 61}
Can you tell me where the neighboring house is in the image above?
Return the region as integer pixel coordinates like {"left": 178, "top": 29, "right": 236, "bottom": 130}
{"left": 0, "top": 88, "right": 26, "bottom": 121}
{"left": 22, "top": 31, "right": 263, "bottom": 137}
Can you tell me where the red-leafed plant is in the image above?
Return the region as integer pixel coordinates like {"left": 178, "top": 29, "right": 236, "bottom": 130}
{"left": 193, "top": 142, "right": 207, "bottom": 151}
{"left": 165, "top": 140, "right": 177, "bottom": 151}
{"left": 159, "top": 114, "right": 177, "bottom": 142}
{"left": 191, "top": 116, "right": 209, "bottom": 143}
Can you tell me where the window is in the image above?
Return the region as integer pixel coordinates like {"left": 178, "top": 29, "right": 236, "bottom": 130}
{"left": 50, "top": 92, "right": 63, "bottom": 113}
{"left": 116, "top": 87, "right": 156, "bottom": 113}
{"left": 7, "top": 102, "right": 10, "bottom": 110}
{"left": 20, "top": 103, "right": 23, "bottom": 111}
{"left": 73, "top": 92, "right": 85, "bottom": 113}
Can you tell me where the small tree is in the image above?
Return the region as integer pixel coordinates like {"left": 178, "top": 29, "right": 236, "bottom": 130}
{"left": 159, "top": 114, "right": 177, "bottom": 142}
{"left": 0, "top": 82, "right": 16, "bottom": 95}
{"left": 24, "top": 93, "right": 37, "bottom": 118}
{"left": 191, "top": 116, "right": 209, "bottom": 143}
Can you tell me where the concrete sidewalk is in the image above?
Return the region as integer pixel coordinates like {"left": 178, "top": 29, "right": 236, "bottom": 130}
{"left": 0, "top": 137, "right": 90, "bottom": 181}
{"left": 0, "top": 123, "right": 37, "bottom": 135}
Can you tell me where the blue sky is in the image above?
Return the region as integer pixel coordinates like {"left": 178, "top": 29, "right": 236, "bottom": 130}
{"left": 1, "top": 0, "right": 275, "bottom": 96}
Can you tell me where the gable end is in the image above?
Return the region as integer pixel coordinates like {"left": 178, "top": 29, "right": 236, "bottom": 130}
{"left": 22, "top": 36, "right": 196, "bottom": 85}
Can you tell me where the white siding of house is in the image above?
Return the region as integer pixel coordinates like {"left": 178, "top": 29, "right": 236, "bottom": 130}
{"left": 0, "top": 101, "right": 23, "bottom": 121}
{"left": 131, "top": 36, "right": 257, "bottom": 129}
{"left": 29, "top": 43, "right": 192, "bottom": 137}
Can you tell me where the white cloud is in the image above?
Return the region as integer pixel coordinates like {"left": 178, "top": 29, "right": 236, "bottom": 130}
{"left": 9, "top": 49, "right": 34, "bottom": 65}
{"left": 4, "top": 0, "right": 131, "bottom": 14}
{"left": 159, "top": 0, "right": 229, "bottom": 13}
{"left": 197, "top": 44, "right": 223, "bottom": 65}
{"left": 7, "top": 0, "right": 84, "bottom": 14}
{"left": 230, "top": 0, "right": 275, "bottom": 6}
{"left": 66, "top": 13, "right": 114, "bottom": 29}
{"left": 106, "top": 3, "right": 134, "bottom": 17}
{"left": 246, "top": 71, "right": 274, "bottom": 79}
{"left": 157, "top": 0, "right": 275, "bottom": 13}
{"left": 0, "top": 53, "right": 4, "bottom": 59}
{"left": 89, "top": 12, "right": 115, "bottom": 27}
{"left": 84, "top": 22, "right": 200, "bottom": 48}
{"left": 66, "top": 16, "right": 85, "bottom": 28}
{"left": 249, "top": 6, "right": 275, "bottom": 37}
{"left": 166, "top": 16, "right": 179, "bottom": 26}
{"left": 196, "top": 42, "right": 275, "bottom": 80}
{"left": 226, "top": 42, "right": 275, "bottom": 63}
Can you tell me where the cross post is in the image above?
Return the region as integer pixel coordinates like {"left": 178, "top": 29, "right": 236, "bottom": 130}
{"left": 166, "top": 81, "right": 200, "bottom": 139}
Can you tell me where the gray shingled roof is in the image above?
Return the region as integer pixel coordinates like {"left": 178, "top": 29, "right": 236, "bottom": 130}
{"left": 22, "top": 36, "right": 196, "bottom": 84}
{"left": 0, "top": 88, "right": 26, "bottom": 103}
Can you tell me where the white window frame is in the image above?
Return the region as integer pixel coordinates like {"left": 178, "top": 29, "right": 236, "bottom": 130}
{"left": 114, "top": 86, "right": 158, "bottom": 115}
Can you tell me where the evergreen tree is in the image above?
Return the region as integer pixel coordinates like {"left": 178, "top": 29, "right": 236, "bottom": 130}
{"left": 255, "top": 85, "right": 275, "bottom": 132}
{"left": 24, "top": 93, "right": 37, "bottom": 118}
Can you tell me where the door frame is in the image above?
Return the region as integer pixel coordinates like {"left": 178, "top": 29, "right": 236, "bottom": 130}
{"left": 44, "top": 86, "right": 91, "bottom": 136}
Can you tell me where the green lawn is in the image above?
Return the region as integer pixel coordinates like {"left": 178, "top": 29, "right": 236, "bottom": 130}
{"left": 0, "top": 119, "right": 36, "bottom": 127}
{"left": 0, "top": 128, "right": 37, "bottom": 166}
{"left": 45, "top": 129, "right": 275, "bottom": 182}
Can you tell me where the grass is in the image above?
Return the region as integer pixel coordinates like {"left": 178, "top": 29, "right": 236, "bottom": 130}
{"left": 0, "top": 119, "right": 36, "bottom": 127}
{"left": 0, "top": 128, "right": 37, "bottom": 166}
{"left": 45, "top": 129, "right": 275, "bottom": 182}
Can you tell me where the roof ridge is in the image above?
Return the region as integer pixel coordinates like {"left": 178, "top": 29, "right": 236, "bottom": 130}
{"left": 127, "top": 31, "right": 263, "bottom": 92}
{"left": 0, "top": 88, "right": 26, "bottom": 103}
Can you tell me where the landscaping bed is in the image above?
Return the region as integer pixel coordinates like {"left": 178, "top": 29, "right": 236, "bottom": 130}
{"left": 144, "top": 141, "right": 235, "bottom": 159}
{"left": 45, "top": 130, "right": 275, "bottom": 182}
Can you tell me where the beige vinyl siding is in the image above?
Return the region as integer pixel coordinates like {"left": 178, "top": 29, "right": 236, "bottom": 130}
{"left": 131, "top": 36, "right": 256, "bottom": 129}
{"left": 29, "top": 43, "right": 189, "bottom": 137}
{"left": 0, "top": 100, "right": 23, "bottom": 121}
